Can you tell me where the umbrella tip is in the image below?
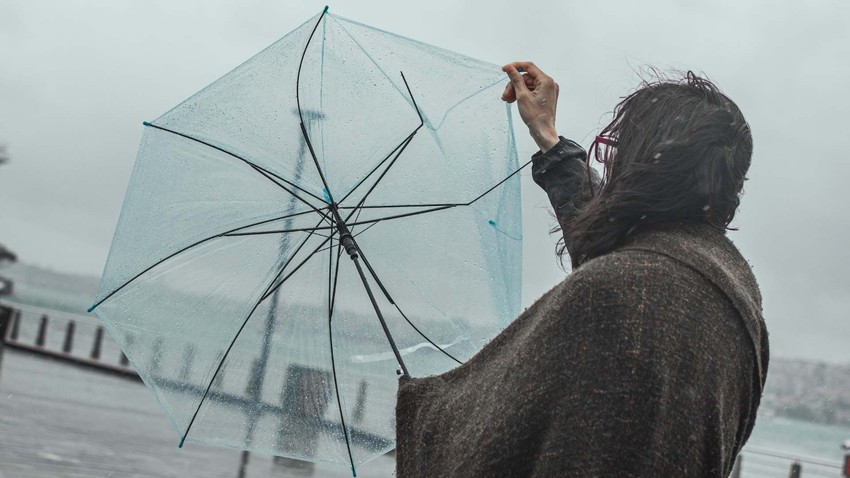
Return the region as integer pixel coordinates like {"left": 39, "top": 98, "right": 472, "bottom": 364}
{"left": 142, "top": 121, "right": 151, "bottom": 127}
{"left": 323, "top": 5, "right": 329, "bottom": 13}
{"left": 87, "top": 304, "right": 96, "bottom": 313}
{"left": 351, "top": 465, "right": 357, "bottom": 476}
{"left": 488, "top": 219, "right": 497, "bottom": 226}
{"left": 178, "top": 436, "right": 186, "bottom": 448}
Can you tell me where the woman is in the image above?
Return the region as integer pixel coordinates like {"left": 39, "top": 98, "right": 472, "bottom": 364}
{"left": 395, "top": 62, "right": 769, "bottom": 477}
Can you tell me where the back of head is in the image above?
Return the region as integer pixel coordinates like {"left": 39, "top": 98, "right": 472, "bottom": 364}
{"left": 566, "top": 71, "right": 753, "bottom": 266}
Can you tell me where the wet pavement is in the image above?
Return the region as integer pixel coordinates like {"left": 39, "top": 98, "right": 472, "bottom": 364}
{"left": 0, "top": 349, "right": 395, "bottom": 477}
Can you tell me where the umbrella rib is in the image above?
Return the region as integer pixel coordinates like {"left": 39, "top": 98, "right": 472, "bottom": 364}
{"left": 464, "top": 158, "right": 533, "bottom": 206}
{"left": 246, "top": 163, "right": 330, "bottom": 215}
{"left": 354, "top": 245, "right": 463, "bottom": 365}
{"left": 259, "top": 229, "right": 334, "bottom": 304}
{"left": 88, "top": 208, "right": 325, "bottom": 312}
{"left": 336, "top": 71, "right": 424, "bottom": 208}
{"left": 143, "top": 122, "right": 327, "bottom": 208}
{"left": 296, "top": 7, "right": 334, "bottom": 203}
{"left": 179, "top": 213, "right": 332, "bottom": 448}
{"left": 342, "top": 131, "right": 417, "bottom": 225}
{"left": 338, "top": 203, "right": 464, "bottom": 209}
{"left": 340, "top": 72, "right": 424, "bottom": 224}
{"left": 224, "top": 224, "right": 337, "bottom": 237}
{"left": 259, "top": 216, "right": 335, "bottom": 304}
{"left": 315, "top": 220, "right": 377, "bottom": 255}
{"left": 329, "top": 158, "right": 534, "bottom": 228}
{"left": 327, "top": 231, "right": 357, "bottom": 473}
{"left": 334, "top": 130, "right": 415, "bottom": 206}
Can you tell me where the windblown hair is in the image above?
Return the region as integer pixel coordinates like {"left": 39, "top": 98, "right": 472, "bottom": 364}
{"left": 563, "top": 71, "right": 753, "bottom": 267}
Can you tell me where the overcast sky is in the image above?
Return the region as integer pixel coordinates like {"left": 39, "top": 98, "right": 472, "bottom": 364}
{"left": 1, "top": 0, "right": 848, "bottom": 363}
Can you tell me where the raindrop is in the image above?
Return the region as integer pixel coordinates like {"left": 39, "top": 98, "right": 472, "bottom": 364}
{"left": 640, "top": 215, "right": 647, "bottom": 220}
{"left": 608, "top": 217, "right": 616, "bottom": 222}
{"left": 702, "top": 204, "right": 711, "bottom": 211}
{"left": 653, "top": 152, "right": 662, "bottom": 159}
{"left": 651, "top": 97, "right": 658, "bottom": 103}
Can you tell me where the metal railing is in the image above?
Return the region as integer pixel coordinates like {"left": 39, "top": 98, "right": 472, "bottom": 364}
{"left": 0, "top": 300, "right": 137, "bottom": 379}
{"left": 735, "top": 445, "right": 847, "bottom": 477}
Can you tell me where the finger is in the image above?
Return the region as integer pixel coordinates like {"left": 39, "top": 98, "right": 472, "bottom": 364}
{"left": 502, "top": 64, "right": 529, "bottom": 96}
{"left": 501, "top": 82, "right": 516, "bottom": 103}
{"left": 511, "top": 61, "right": 546, "bottom": 78}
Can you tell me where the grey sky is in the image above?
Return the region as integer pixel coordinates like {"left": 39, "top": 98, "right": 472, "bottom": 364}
{"left": 1, "top": 0, "right": 848, "bottom": 363}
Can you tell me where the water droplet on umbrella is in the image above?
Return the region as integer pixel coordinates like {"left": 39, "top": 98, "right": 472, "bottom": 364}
{"left": 702, "top": 204, "right": 711, "bottom": 211}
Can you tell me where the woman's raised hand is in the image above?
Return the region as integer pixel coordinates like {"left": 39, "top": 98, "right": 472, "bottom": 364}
{"left": 502, "top": 62, "right": 560, "bottom": 153}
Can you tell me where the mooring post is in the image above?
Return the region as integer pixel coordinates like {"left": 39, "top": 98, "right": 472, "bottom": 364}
{"left": 0, "top": 305, "right": 13, "bottom": 383}
{"left": 10, "top": 309, "right": 20, "bottom": 340}
{"left": 90, "top": 326, "right": 103, "bottom": 360}
{"left": 120, "top": 333, "right": 133, "bottom": 367}
{"left": 35, "top": 315, "right": 48, "bottom": 347}
{"left": 62, "top": 321, "right": 75, "bottom": 354}
{"left": 789, "top": 460, "right": 801, "bottom": 478}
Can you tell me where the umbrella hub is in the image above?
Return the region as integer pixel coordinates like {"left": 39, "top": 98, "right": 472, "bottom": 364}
{"left": 328, "top": 203, "right": 359, "bottom": 259}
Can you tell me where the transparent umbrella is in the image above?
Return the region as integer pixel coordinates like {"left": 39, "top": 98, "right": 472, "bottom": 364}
{"left": 90, "top": 7, "right": 524, "bottom": 474}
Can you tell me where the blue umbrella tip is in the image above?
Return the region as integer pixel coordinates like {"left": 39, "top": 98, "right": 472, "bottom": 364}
{"left": 323, "top": 5, "right": 329, "bottom": 13}
{"left": 351, "top": 465, "right": 357, "bottom": 476}
{"left": 87, "top": 304, "right": 96, "bottom": 313}
{"left": 488, "top": 219, "right": 497, "bottom": 226}
{"left": 178, "top": 436, "right": 186, "bottom": 448}
{"left": 142, "top": 121, "right": 152, "bottom": 127}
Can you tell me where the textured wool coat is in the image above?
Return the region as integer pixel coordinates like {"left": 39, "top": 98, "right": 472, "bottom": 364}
{"left": 395, "top": 138, "right": 769, "bottom": 477}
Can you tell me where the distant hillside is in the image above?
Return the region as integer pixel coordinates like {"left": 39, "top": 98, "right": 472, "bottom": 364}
{"left": 0, "top": 262, "right": 100, "bottom": 314}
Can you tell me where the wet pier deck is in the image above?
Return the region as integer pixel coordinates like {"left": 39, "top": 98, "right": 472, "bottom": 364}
{"left": 0, "top": 349, "right": 395, "bottom": 477}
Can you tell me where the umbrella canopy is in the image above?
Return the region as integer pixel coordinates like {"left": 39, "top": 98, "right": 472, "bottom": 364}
{"left": 90, "top": 7, "right": 523, "bottom": 472}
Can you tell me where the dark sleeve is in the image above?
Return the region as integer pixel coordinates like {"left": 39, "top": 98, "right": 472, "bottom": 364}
{"left": 531, "top": 137, "right": 600, "bottom": 258}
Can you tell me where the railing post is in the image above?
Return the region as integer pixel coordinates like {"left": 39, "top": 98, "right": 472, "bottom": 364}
{"left": 62, "top": 321, "right": 75, "bottom": 354}
{"left": 36, "top": 315, "right": 48, "bottom": 347}
{"left": 10, "top": 309, "right": 20, "bottom": 340}
{"left": 90, "top": 326, "right": 103, "bottom": 360}
{"left": 789, "top": 460, "right": 801, "bottom": 478}
{"left": 842, "top": 448, "right": 850, "bottom": 477}
{"left": 213, "top": 363, "right": 226, "bottom": 390}
{"left": 180, "top": 343, "right": 195, "bottom": 382}
{"left": 151, "top": 337, "right": 163, "bottom": 376}
{"left": 0, "top": 305, "right": 13, "bottom": 384}
{"left": 237, "top": 450, "right": 250, "bottom": 478}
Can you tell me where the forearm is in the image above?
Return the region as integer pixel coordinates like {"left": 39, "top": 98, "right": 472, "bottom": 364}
{"left": 531, "top": 137, "right": 600, "bottom": 259}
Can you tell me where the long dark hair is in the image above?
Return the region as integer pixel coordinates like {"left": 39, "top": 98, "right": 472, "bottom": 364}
{"left": 563, "top": 71, "right": 753, "bottom": 267}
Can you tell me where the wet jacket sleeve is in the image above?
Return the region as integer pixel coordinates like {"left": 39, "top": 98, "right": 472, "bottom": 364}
{"left": 531, "top": 137, "right": 600, "bottom": 259}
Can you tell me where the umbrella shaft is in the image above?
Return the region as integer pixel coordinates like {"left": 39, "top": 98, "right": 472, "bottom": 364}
{"left": 351, "top": 254, "right": 410, "bottom": 377}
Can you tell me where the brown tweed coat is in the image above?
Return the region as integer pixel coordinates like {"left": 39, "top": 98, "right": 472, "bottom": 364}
{"left": 395, "top": 138, "right": 769, "bottom": 477}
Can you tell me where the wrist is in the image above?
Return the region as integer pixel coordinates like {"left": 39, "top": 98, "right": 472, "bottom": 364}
{"left": 531, "top": 126, "right": 560, "bottom": 153}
